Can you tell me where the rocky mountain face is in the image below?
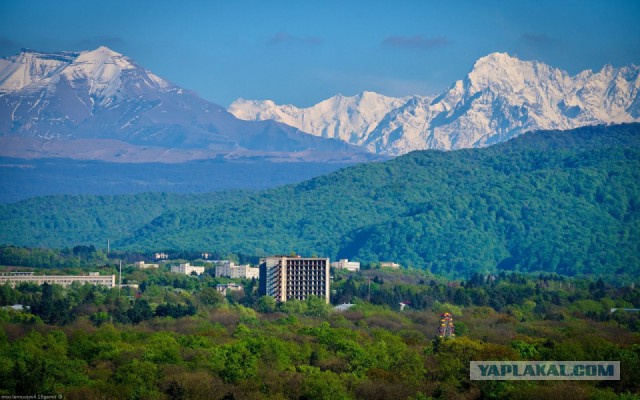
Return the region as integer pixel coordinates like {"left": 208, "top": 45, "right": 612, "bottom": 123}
{"left": 2, "top": 47, "right": 637, "bottom": 161}
{"left": 229, "top": 91, "right": 414, "bottom": 147}
{"left": 229, "top": 53, "right": 640, "bottom": 155}
{"left": 0, "top": 47, "right": 373, "bottom": 163}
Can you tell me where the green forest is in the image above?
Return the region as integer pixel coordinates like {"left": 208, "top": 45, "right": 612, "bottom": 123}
{"left": 1, "top": 257, "right": 639, "bottom": 399}
{"left": 1, "top": 124, "right": 638, "bottom": 280}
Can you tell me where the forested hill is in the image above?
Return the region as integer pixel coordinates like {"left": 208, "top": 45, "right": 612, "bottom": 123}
{"left": 2, "top": 124, "right": 639, "bottom": 278}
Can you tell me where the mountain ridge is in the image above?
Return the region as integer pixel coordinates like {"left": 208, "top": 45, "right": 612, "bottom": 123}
{"left": 1, "top": 123, "right": 638, "bottom": 279}
{"left": 229, "top": 52, "right": 640, "bottom": 155}
{"left": 0, "top": 46, "right": 376, "bottom": 163}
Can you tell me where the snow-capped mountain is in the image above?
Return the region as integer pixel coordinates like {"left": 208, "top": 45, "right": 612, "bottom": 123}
{"left": 0, "top": 47, "right": 373, "bottom": 163}
{"left": 229, "top": 91, "right": 414, "bottom": 147}
{"left": 229, "top": 53, "right": 640, "bottom": 155}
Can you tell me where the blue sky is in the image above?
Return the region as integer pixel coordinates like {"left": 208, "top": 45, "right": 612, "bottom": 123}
{"left": 1, "top": 0, "right": 639, "bottom": 107}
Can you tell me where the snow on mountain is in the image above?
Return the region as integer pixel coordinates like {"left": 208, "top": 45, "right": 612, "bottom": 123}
{"left": 0, "top": 47, "right": 374, "bottom": 163}
{"left": 0, "top": 49, "right": 77, "bottom": 94}
{"left": 229, "top": 91, "right": 412, "bottom": 147}
{"left": 59, "top": 46, "right": 171, "bottom": 105}
{"left": 0, "top": 47, "right": 169, "bottom": 99}
{"left": 229, "top": 52, "right": 640, "bottom": 155}
{"left": 0, "top": 46, "right": 179, "bottom": 140}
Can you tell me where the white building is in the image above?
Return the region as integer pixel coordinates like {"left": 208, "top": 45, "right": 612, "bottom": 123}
{"left": 334, "top": 303, "right": 355, "bottom": 311}
{"left": 0, "top": 273, "right": 116, "bottom": 288}
{"left": 381, "top": 262, "right": 400, "bottom": 269}
{"left": 135, "top": 261, "right": 159, "bottom": 269}
{"left": 215, "top": 262, "right": 259, "bottom": 279}
{"left": 330, "top": 259, "right": 360, "bottom": 272}
{"left": 170, "top": 263, "right": 205, "bottom": 276}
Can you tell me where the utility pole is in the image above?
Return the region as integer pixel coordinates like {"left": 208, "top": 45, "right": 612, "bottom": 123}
{"left": 119, "top": 260, "right": 122, "bottom": 294}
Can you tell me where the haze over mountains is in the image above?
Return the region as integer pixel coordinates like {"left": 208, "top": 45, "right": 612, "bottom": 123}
{"left": 230, "top": 53, "right": 640, "bottom": 155}
{"left": 0, "top": 46, "right": 373, "bottom": 202}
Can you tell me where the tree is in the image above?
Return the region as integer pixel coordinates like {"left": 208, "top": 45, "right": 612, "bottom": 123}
{"left": 36, "top": 282, "right": 54, "bottom": 323}
{"left": 220, "top": 343, "right": 258, "bottom": 383}
{"left": 114, "top": 359, "right": 161, "bottom": 399}
{"left": 301, "top": 367, "right": 350, "bottom": 400}
{"left": 90, "top": 311, "right": 109, "bottom": 327}
{"left": 127, "top": 299, "right": 152, "bottom": 324}
{"left": 257, "top": 296, "right": 276, "bottom": 313}
{"left": 198, "top": 287, "right": 224, "bottom": 307}
{"left": 305, "top": 295, "right": 330, "bottom": 318}
{"left": 166, "top": 379, "right": 186, "bottom": 400}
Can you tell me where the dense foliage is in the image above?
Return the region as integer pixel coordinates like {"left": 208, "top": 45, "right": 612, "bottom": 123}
{"left": 0, "top": 262, "right": 639, "bottom": 399}
{"left": 0, "top": 191, "right": 244, "bottom": 249}
{"left": 1, "top": 124, "right": 639, "bottom": 279}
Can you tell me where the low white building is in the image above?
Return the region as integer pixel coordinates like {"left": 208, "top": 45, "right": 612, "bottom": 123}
{"left": 171, "top": 263, "right": 205, "bottom": 276}
{"left": 215, "top": 262, "right": 259, "bottom": 279}
{"left": 331, "top": 259, "right": 360, "bottom": 272}
{"left": 135, "top": 261, "right": 159, "bottom": 269}
{"left": 2, "top": 304, "right": 30, "bottom": 311}
{"left": 0, "top": 273, "right": 116, "bottom": 288}
{"left": 334, "top": 303, "right": 355, "bottom": 312}
{"left": 381, "top": 262, "right": 400, "bottom": 269}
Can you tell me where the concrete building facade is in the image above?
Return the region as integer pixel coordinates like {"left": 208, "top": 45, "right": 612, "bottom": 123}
{"left": 0, "top": 273, "right": 116, "bottom": 288}
{"left": 330, "top": 259, "right": 360, "bottom": 272}
{"left": 215, "top": 262, "right": 259, "bottom": 279}
{"left": 259, "top": 256, "right": 330, "bottom": 303}
{"left": 135, "top": 261, "right": 159, "bottom": 269}
{"left": 170, "top": 263, "right": 205, "bottom": 276}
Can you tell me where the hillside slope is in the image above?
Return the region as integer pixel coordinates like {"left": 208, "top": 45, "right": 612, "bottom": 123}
{"left": 1, "top": 124, "right": 638, "bottom": 278}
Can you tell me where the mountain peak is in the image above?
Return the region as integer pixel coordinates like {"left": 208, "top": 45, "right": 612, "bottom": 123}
{"left": 475, "top": 52, "right": 518, "bottom": 64}
{"left": 0, "top": 46, "right": 135, "bottom": 95}
{"left": 0, "top": 49, "right": 76, "bottom": 93}
{"left": 94, "top": 45, "right": 119, "bottom": 53}
{"left": 73, "top": 46, "right": 131, "bottom": 70}
{"left": 1, "top": 46, "right": 372, "bottom": 164}
{"left": 464, "top": 51, "right": 566, "bottom": 95}
{"left": 80, "top": 46, "right": 126, "bottom": 62}
{"left": 470, "top": 52, "right": 534, "bottom": 76}
{"left": 231, "top": 52, "right": 640, "bottom": 155}
{"left": 358, "top": 90, "right": 385, "bottom": 99}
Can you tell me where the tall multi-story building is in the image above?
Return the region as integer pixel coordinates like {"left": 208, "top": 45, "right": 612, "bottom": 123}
{"left": 215, "top": 261, "right": 259, "bottom": 279}
{"left": 259, "top": 255, "right": 330, "bottom": 303}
